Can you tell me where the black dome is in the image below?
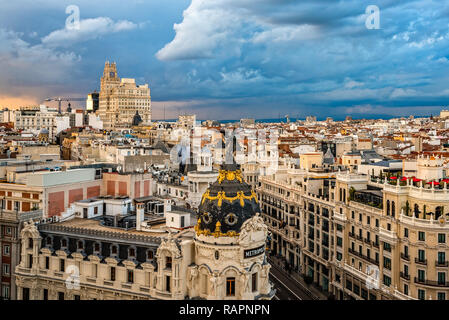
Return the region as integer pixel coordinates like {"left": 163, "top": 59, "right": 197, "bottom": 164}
{"left": 196, "top": 164, "right": 260, "bottom": 236}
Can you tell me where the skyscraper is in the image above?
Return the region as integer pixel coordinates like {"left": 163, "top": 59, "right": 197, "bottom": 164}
{"left": 98, "top": 62, "right": 151, "bottom": 129}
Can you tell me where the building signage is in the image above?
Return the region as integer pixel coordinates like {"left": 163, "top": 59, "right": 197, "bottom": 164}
{"left": 244, "top": 245, "right": 265, "bottom": 259}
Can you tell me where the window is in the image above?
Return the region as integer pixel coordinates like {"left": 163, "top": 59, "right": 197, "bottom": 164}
{"left": 367, "top": 216, "right": 371, "bottom": 225}
{"left": 147, "top": 250, "right": 153, "bottom": 260}
{"left": 166, "top": 256, "right": 172, "bottom": 269}
{"left": 404, "top": 284, "right": 408, "bottom": 296}
{"left": 336, "top": 252, "right": 342, "bottom": 261}
{"left": 59, "top": 259, "right": 65, "bottom": 272}
{"left": 375, "top": 219, "right": 379, "bottom": 227}
{"left": 383, "top": 242, "right": 391, "bottom": 252}
{"left": 418, "top": 232, "right": 425, "bottom": 241}
{"left": 404, "top": 228, "right": 409, "bottom": 238}
{"left": 45, "top": 257, "right": 50, "bottom": 269}
{"left": 346, "top": 280, "right": 352, "bottom": 291}
{"left": 383, "top": 257, "right": 391, "bottom": 270}
{"left": 3, "top": 264, "right": 10, "bottom": 275}
{"left": 43, "top": 289, "right": 48, "bottom": 300}
{"left": 438, "top": 292, "right": 446, "bottom": 300}
{"left": 418, "top": 249, "right": 425, "bottom": 262}
{"left": 226, "top": 277, "right": 236, "bottom": 296}
{"left": 110, "top": 267, "right": 116, "bottom": 281}
{"left": 129, "top": 248, "right": 135, "bottom": 257}
{"left": 383, "top": 275, "right": 391, "bottom": 287}
{"left": 438, "top": 233, "right": 446, "bottom": 244}
{"left": 418, "top": 269, "right": 425, "bottom": 282}
{"left": 353, "top": 284, "right": 360, "bottom": 295}
{"left": 74, "top": 295, "right": 80, "bottom": 300}
{"left": 3, "top": 245, "right": 10, "bottom": 256}
{"left": 166, "top": 275, "right": 171, "bottom": 292}
{"left": 438, "top": 272, "right": 446, "bottom": 285}
{"left": 336, "top": 237, "right": 342, "bottom": 247}
{"left": 438, "top": 252, "right": 446, "bottom": 264}
{"left": 22, "top": 288, "right": 30, "bottom": 300}
{"left": 252, "top": 273, "right": 258, "bottom": 292}
{"left": 28, "top": 238, "right": 33, "bottom": 249}
{"left": 127, "top": 270, "right": 134, "bottom": 283}
{"left": 111, "top": 245, "right": 117, "bottom": 255}
{"left": 418, "top": 289, "right": 425, "bottom": 300}
{"left": 94, "top": 243, "right": 100, "bottom": 253}
{"left": 58, "top": 292, "right": 64, "bottom": 300}
{"left": 361, "top": 288, "right": 368, "bottom": 299}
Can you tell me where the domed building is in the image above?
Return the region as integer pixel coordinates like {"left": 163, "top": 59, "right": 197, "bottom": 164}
{"left": 14, "top": 163, "right": 274, "bottom": 300}
{"left": 189, "top": 163, "right": 274, "bottom": 300}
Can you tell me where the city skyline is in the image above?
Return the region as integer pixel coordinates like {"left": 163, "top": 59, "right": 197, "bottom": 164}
{"left": 0, "top": 0, "right": 449, "bottom": 120}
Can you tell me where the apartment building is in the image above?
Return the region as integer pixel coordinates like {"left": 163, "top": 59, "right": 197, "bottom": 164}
{"left": 258, "top": 155, "right": 449, "bottom": 300}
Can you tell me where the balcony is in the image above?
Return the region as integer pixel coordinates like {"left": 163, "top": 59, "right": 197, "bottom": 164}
{"left": 400, "top": 253, "right": 410, "bottom": 261}
{"left": 400, "top": 272, "right": 410, "bottom": 280}
{"left": 372, "top": 241, "right": 379, "bottom": 248}
{"left": 364, "top": 238, "right": 371, "bottom": 244}
{"left": 415, "top": 258, "right": 427, "bottom": 266}
{"left": 435, "top": 260, "right": 449, "bottom": 267}
{"left": 349, "top": 232, "right": 355, "bottom": 238}
{"left": 414, "top": 277, "right": 449, "bottom": 287}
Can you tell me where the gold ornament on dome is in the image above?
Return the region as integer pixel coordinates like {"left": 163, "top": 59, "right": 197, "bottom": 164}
{"left": 217, "top": 169, "right": 243, "bottom": 184}
{"left": 201, "top": 189, "right": 258, "bottom": 207}
{"left": 194, "top": 218, "right": 240, "bottom": 238}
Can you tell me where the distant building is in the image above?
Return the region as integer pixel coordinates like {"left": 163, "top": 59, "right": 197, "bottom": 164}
{"left": 86, "top": 92, "right": 99, "bottom": 113}
{"left": 98, "top": 62, "right": 151, "bottom": 129}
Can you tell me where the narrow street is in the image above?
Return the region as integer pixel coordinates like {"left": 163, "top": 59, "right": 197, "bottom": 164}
{"left": 269, "top": 258, "right": 322, "bottom": 300}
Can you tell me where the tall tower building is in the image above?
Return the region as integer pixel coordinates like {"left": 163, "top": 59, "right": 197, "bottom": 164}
{"left": 98, "top": 61, "right": 151, "bottom": 129}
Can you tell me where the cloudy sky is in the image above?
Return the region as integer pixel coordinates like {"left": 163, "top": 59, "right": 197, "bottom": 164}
{"left": 0, "top": 0, "right": 448, "bottom": 120}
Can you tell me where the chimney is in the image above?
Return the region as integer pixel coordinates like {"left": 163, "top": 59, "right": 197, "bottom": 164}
{"left": 136, "top": 202, "right": 145, "bottom": 231}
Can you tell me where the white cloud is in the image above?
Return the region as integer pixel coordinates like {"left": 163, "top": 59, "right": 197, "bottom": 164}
{"left": 390, "top": 88, "right": 418, "bottom": 99}
{"left": 251, "top": 25, "right": 320, "bottom": 44}
{"left": 344, "top": 78, "right": 364, "bottom": 89}
{"left": 41, "top": 17, "right": 138, "bottom": 47}
{"left": 155, "top": 0, "right": 322, "bottom": 61}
